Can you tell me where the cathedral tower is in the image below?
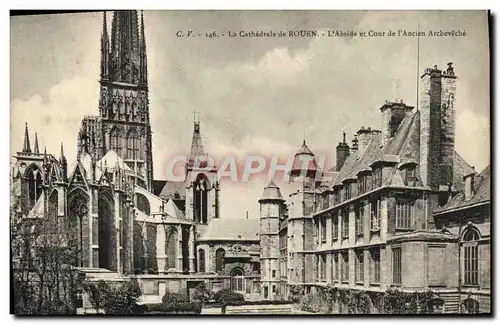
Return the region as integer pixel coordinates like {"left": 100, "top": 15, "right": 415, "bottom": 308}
{"left": 95, "top": 10, "right": 153, "bottom": 191}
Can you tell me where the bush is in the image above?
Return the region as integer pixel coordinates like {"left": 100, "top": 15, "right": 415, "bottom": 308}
{"left": 213, "top": 289, "right": 244, "bottom": 305}
{"left": 192, "top": 283, "right": 212, "bottom": 304}
{"left": 162, "top": 292, "right": 190, "bottom": 304}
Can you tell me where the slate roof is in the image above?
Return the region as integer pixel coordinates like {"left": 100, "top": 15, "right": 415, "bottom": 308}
{"left": 200, "top": 218, "right": 260, "bottom": 241}
{"left": 332, "top": 110, "right": 474, "bottom": 190}
{"left": 259, "top": 180, "right": 285, "bottom": 201}
{"left": 434, "top": 165, "right": 491, "bottom": 214}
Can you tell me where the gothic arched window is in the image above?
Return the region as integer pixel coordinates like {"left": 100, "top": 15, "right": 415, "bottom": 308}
{"left": 126, "top": 130, "right": 140, "bottom": 160}
{"left": 109, "top": 127, "right": 121, "bottom": 154}
{"left": 463, "top": 228, "right": 480, "bottom": 286}
{"left": 193, "top": 174, "right": 209, "bottom": 224}
{"left": 68, "top": 191, "right": 89, "bottom": 267}
{"left": 25, "top": 165, "right": 43, "bottom": 210}
{"left": 166, "top": 228, "right": 178, "bottom": 271}
{"left": 215, "top": 248, "right": 225, "bottom": 273}
{"left": 198, "top": 249, "right": 206, "bottom": 273}
{"left": 136, "top": 193, "right": 151, "bottom": 215}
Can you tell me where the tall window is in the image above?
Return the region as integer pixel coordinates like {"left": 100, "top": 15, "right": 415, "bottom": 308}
{"left": 231, "top": 268, "right": 244, "bottom": 292}
{"left": 355, "top": 202, "right": 365, "bottom": 237}
{"left": 392, "top": 247, "right": 402, "bottom": 285}
{"left": 320, "top": 218, "right": 327, "bottom": 243}
{"left": 371, "top": 248, "right": 381, "bottom": 284}
{"left": 370, "top": 198, "right": 381, "bottom": 231}
{"left": 404, "top": 167, "right": 417, "bottom": 187}
{"left": 332, "top": 253, "right": 338, "bottom": 281}
{"left": 396, "top": 198, "right": 414, "bottom": 229}
{"left": 136, "top": 193, "right": 151, "bottom": 215}
{"left": 193, "top": 174, "right": 209, "bottom": 224}
{"left": 341, "top": 252, "right": 349, "bottom": 282}
{"left": 355, "top": 250, "right": 364, "bottom": 283}
{"left": 166, "top": 228, "right": 177, "bottom": 270}
{"left": 320, "top": 254, "right": 326, "bottom": 282}
{"left": 342, "top": 208, "right": 349, "bottom": 239}
{"left": 198, "top": 249, "right": 206, "bottom": 272}
{"left": 26, "top": 166, "right": 43, "bottom": 209}
{"left": 372, "top": 167, "right": 382, "bottom": 188}
{"left": 463, "top": 229, "right": 479, "bottom": 286}
{"left": 332, "top": 214, "right": 339, "bottom": 241}
{"left": 109, "top": 127, "right": 121, "bottom": 154}
{"left": 126, "top": 130, "right": 140, "bottom": 160}
{"left": 216, "top": 248, "right": 225, "bottom": 272}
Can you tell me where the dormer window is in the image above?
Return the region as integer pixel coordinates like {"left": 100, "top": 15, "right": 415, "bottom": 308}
{"left": 344, "top": 183, "right": 351, "bottom": 200}
{"left": 372, "top": 167, "right": 382, "bottom": 188}
{"left": 358, "top": 174, "right": 369, "bottom": 194}
{"left": 403, "top": 167, "right": 417, "bottom": 187}
{"left": 334, "top": 189, "right": 341, "bottom": 205}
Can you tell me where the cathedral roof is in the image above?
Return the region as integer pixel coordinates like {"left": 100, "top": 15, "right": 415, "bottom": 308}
{"left": 97, "top": 150, "right": 132, "bottom": 171}
{"left": 199, "top": 218, "right": 260, "bottom": 241}
{"left": 164, "top": 199, "right": 184, "bottom": 219}
{"left": 153, "top": 180, "right": 186, "bottom": 200}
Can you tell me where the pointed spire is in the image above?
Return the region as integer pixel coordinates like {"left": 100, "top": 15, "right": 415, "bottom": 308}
{"left": 139, "top": 10, "right": 148, "bottom": 85}
{"left": 110, "top": 10, "right": 140, "bottom": 84}
{"left": 33, "top": 132, "right": 40, "bottom": 154}
{"left": 60, "top": 142, "right": 64, "bottom": 157}
{"left": 22, "top": 122, "right": 31, "bottom": 153}
{"left": 100, "top": 11, "right": 110, "bottom": 80}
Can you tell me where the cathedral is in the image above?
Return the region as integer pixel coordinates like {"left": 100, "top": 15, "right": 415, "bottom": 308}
{"left": 11, "top": 10, "right": 262, "bottom": 305}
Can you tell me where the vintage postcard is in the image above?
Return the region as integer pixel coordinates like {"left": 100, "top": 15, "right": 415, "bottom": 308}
{"left": 10, "top": 10, "right": 491, "bottom": 315}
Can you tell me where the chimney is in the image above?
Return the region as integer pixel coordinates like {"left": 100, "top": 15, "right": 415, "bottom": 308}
{"left": 464, "top": 169, "right": 475, "bottom": 201}
{"left": 335, "top": 132, "right": 350, "bottom": 171}
{"left": 380, "top": 100, "right": 414, "bottom": 147}
{"left": 350, "top": 134, "right": 358, "bottom": 154}
{"left": 419, "top": 63, "right": 457, "bottom": 190}
{"left": 356, "top": 126, "right": 371, "bottom": 156}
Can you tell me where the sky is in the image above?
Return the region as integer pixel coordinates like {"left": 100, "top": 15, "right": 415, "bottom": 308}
{"left": 10, "top": 10, "right": 490, "bottom": 220}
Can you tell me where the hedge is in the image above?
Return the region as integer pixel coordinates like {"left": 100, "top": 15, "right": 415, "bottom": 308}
{"left": 213, "top": 289, "right": 245, "bottom": 305}
{"left": 144, "top": 301, "right": 202, "bottom": 314}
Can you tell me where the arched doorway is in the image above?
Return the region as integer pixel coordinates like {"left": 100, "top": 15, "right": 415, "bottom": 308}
{"left": 230, "top": 267, "right": 245, "bottom": 293}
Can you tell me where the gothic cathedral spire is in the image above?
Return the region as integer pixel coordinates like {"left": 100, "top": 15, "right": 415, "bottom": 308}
{"left": 95, "top": 10, "right": 154, "bottom": 191}
{"left": 22, "top": 122, "right": 31, "bottom": 154}
{"left": 108, "top": 10, "right": 141, "bottom": 84}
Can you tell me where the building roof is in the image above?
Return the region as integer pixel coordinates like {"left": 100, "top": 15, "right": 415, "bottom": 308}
{"left": 332, "top": 110, "right": 475, "bottom": 190}
{"left": 152, "top": 180, "right": 186, "bottom": 200}
{"left": 199, "top": 218, "right": 260, "bottom": 241}
{"left": 164, "top": 199, "right": 185, "bottom": 219}
{"left": 434, "top": 165, "right": 491, "bottom": 214}
{"left": 259, "top": 180, "right": 285, "bottom": 202}
{"left": 291, "top": 140, "right": 319, "bottom": 174}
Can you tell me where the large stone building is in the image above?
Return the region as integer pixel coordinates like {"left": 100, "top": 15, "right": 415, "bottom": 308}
{"left": 264, "top": 63, "right": 491, "bottom": 313}
{"left": 11, "top": 10, "right": 262, "bottom": 309}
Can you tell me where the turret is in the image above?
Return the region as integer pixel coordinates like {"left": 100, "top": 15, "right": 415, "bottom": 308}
{"left": 259, "top": 180, "right": 285, "bottom": 300}
{"left": 59, "top": 142, "right": 67, "bottom": 181}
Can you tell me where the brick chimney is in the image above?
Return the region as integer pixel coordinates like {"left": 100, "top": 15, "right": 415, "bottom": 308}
{"left": 380, "top": 100, "right": 414, "bottom": 147}
{"left": 335, "top": 132, "right": 350, "bottom": 171}
{"left": 419, "top": 63, "right": 457, "bottom": 190}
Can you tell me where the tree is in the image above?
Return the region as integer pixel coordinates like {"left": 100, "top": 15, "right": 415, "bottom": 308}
{"left": 11, "top": 207, "right": 80, "bottom": 315}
